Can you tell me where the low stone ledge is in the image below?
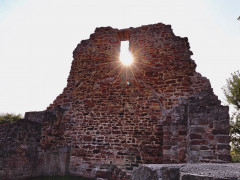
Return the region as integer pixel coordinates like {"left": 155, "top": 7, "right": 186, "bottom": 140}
{"left": 181, "top": 173, "right": 238, "bottom": 180}
{"left": 181, "top": 163, "right": 240, "bottom": 180}
{"left": 24, "top": 111, "right": 46, "bottom": 123}
{"left": 132, "top": 164, "right": 184, "bottom": 180}
{"left": 132, "top": 164, "right": 240, "bottom": 180}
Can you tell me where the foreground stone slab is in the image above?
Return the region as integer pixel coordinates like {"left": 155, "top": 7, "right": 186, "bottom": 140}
{"left": 132, "top": 164, "right": 240, "bottom": 180}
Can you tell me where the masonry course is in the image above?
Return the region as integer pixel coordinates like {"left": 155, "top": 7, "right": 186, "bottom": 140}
{"left": 0, "top": 23, "right": 231, "bottom": 179}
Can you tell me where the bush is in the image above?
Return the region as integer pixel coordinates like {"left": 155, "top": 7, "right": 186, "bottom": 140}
{"left": 223, "top": 71, "right": 240, "bottom": 162}
{"left": 231, "top": 150, "right": 240, "bottom": 163}
{"left": 0, "top": 113, "right": 22, "bottom": 123}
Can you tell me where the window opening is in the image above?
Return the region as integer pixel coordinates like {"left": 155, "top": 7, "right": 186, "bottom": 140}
{"left": 119, "top": 41, "right": 133, "bottom": 66}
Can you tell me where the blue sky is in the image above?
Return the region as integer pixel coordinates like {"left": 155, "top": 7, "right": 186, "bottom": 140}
{"left": 0, "top": 0, "right": 240, "bottom": 115}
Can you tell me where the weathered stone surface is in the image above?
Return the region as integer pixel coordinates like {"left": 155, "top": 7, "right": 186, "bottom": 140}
{"left": 0, "top": 22, "right": 231, "bottom": 179}
{"left": 132, "top": 166, "right": 160, "bottom": 180}
{"left": 132, "top": 164, "right": 183, "bottom": 180}
{"left": 181, "top": 174, "right": 231, "bottom": 180}
{"left": 0, "top": 119, "right": 42, "bottom": 180}
{"left": 133, "top": 164, "right": 240, "bottom": 180}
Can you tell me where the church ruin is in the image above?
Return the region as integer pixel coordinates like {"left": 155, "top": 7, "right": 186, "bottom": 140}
{"left": 0, "top": 23, "right": 231, "bottom": 179}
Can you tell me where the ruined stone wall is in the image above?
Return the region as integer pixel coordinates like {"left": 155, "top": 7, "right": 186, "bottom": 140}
{"left": 0, "top": 119, "right": 41, "bottom": 179}
{"left": 0, "top": 23, "right": 231, "bottom": 179}
{"left": 44, "top": 23, "right": 230, "bottom": 177}
{"left": 0, "top": 110, "right": 73, "bottom": 180}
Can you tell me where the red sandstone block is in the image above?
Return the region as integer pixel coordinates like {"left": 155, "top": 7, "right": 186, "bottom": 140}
{"left": 200, "top": 146, "right": 210, "bottom": 150}
{"left": 217, "top": 144, "right": 230, "bottom": 150}
{"left": 190, "top": 140, "right": 208, "bottom": 145}
{"left": 218, "top": 155, "right": 232, "bottom": 162}
{"left": 216, "top": 135, "right": 230, "bottom": 144}
{"left": 83, "top": 136, "right": 92, "bottom": 141}
{"left": 213, "top": 129, "right": 229, "bottom": 135}
{"left": 177, "top": 136, "right": 186, "bottom": 142}
{"left": 207, "top": 135, "right": 215, "bottom": 140}
{"left": 190, "top": 133, "right": 203, "bottom": 140}
{"left": 178, "top": 130, "right": 187, "bottom": 135}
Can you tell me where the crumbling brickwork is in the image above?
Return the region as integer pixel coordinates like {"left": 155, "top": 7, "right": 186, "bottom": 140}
{"left": 44, "top": 23, "right": 230, "bottom": 175}
{"left": 0, "top": 23, "right": 231, "bottom": 179}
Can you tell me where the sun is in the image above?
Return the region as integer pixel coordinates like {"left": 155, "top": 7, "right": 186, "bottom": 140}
{"left": 119, "top": 41, "right": 133, "bottom": 66}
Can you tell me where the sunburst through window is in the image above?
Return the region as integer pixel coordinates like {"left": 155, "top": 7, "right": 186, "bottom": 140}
{"left": 119, "top": 41, "right": 133, "bottom": 66}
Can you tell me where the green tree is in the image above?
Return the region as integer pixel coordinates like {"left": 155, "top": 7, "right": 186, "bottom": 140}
{"left": 223, "top": 71, "right": 240, "bottom": 162}
{"left": 223, "top": 71, "right": 240, "bottom": 109}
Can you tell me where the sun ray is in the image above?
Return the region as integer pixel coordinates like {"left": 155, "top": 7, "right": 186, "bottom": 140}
{"left": 112, "top": 65, "right": 124, "bottom": 86}
{"left": 99, "top": 40, "right": 158, "bottom": 90}
{"left": 105, "top": 64, "right": 122, "bottom": 75}
{"left": 132, "top": 64, "right": 145, "bottom": 76}
{"left": 126, "top": 68, "right": 128, "bottom": 85}
{"left": 134, "top": 61, "right": 158, "bottom": 70}
{"left": 96, "top": 60, "right": 120, "bottom": 66}
{"left": 130, "top": 45, "right": 144, "bottom": 58}
{"left": 129, "top": 65, "right": 141, "bottom": 90}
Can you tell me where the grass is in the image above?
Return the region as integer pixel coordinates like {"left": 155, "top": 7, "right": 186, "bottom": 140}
{"left": 0, "top": 113, "right": 22, "bottom": 123}
{"left": 231, "top": 150, "right": 240, "bottom": 163}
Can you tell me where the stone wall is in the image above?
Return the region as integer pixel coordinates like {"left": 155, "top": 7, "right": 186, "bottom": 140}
{"left": 0, "top": 109, "right": 73, "bottom": 180}
{"left": 45, "top": 23, "right": 231, "bottom": 176}
{"left": 0, "top": 119, "right": 41, "bottom": 179}
{"left": 0, "top": 23, "right": 231, "bottom": 179}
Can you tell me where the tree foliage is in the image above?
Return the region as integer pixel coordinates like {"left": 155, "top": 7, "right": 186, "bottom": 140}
{"left": 223, "top": 71, "right": 240, "bottom": 162}
{"left": 230, "top": 112, "right": 240, "bottom": 162}
{"left": 223, "top": 71, "right": 240, "bottom": 110}
{"left": 0, "top": 113, "right": 22, "bottom": 123}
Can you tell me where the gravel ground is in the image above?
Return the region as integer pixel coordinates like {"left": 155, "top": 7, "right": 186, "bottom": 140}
{"left": 180, "top": 163, "right": 240, "bottom": 178}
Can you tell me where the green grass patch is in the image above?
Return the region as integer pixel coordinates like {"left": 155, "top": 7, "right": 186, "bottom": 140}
{"left": 231, "top": 150, "right": 240, "bottom": 163}
{"left": 0, "top": 113, "right": 22, "bottom": 123}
